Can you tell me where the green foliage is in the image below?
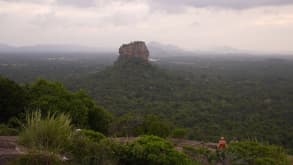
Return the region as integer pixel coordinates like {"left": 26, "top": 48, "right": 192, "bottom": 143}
{"left": 9, "top": 153, "right": 67, "bottom": 165}
{"left": 68, "top": 132, "right": 119, "bottom": 165}
{"left": 27, "top": 79, "right": 89, "bottom": 127}
{"left": 0, "top": 124, "right": 18, "bottom": 135}
{"left": 119, "top": 135, "right": 199, "bottom": 165}
{"left": 88, "top": 107, "right": 112, "bottom": 134}
{"left": 288, "top": 156, "right": 293, "bottom": 165}
{"left": 140, "top": 115, "right": 173, "bottom": 138}
{"left": 2, "top": 54, "right": 293, "bottom": 152}
{"left": 110, "top": 114, "right": 172, "bottom": 138}
{"left": 171, "top": 128, "right": 189, "bottom": 139}
{"left": 19, "top": 111, "right": 73, "bottom": 153}
{"left": 110, "top": 113, "right": 144, "bottom": 137}
{"left": 183, "top": 146, "right": 218, "bottom": 164}
{"left": 227, "top": 141, "right": 289, "bottom": 165}
{"left": 72, "top": 60, "right": 293, "bottom": 151}
{"left": 79, "top": 129, "right": 106, "bottom": 143}
{"left": 26, "top": 79, "right": 112, "bottom": 131}
{"left": 0, "top": 76, "right": 27, "bottom": 123}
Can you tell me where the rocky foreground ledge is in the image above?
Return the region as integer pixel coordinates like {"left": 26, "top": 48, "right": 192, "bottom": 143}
{"left": 0, "top": 136, "right": 24, "bottom": 165}
{"left": 0, "top": 136, "right": 220, "bottom": 165}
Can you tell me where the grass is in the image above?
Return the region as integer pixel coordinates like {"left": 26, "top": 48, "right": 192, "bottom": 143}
{"left": 288, "top": 155, "right": 293, "bottom": 165}
{"left": 19, "top": 111, "right": 73, "bottom": 153}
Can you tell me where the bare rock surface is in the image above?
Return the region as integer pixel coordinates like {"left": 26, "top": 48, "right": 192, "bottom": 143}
{"left": 0, "top": 136, "right": 24, "bottom": 165}
{"left": 118, "top": 41, "right": 149, "bottom": 62}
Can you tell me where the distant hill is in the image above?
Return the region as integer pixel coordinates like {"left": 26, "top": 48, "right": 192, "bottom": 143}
{"left": 147, "top": 42, "right": 195, "bottom": 57}
{"left": 69, "top": 54, "right": 190, "bottom": 115}
{"left": 0, "top": 44, "right": 111, "bottom": 53}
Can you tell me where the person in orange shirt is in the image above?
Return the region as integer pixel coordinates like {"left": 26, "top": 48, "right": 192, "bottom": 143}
{"left": 217, "top": 137, "right": 228, "bottom": 164}
{"left": 217, "top": 136, "right": 227, "bottom": 150}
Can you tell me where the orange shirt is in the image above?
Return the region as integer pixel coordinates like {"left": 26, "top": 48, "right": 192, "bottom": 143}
{"left": 218, "top": 139, "right": 227, "bottom": 150}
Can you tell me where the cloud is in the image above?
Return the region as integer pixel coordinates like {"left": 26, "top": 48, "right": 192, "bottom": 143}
{"left": 0, "top": 0, "right": 96, "bottom": 7}
{"left": 148, "top": 0, "right": 293, "bottom": 11}
{"left": 0, "top": 0, "right": 52, "bottom": 3}
{"left": 1, "top": 0, "right": 293, "bottom": 9}
{"left": 0, "top": 0, "right": 293, "bottom": 53}
{"left": 56, "top": 0, "right": 96, "bottom": 8}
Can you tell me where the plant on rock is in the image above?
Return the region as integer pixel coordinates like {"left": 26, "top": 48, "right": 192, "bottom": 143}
{"left": 119, "top": 135, "right": 199, "bottom": 165}
{"left": 19, "top": 111, "right": 73, "bottom": 153}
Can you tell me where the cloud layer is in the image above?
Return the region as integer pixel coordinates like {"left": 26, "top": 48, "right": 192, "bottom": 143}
{"left": 0, "top": 0, "right": 293, "bottom": 53}
{"left": 2, "top": 0, "right": 293, "bottom": 9}
{"left": 150, "top": 0, "right": 293, "bottom": 10}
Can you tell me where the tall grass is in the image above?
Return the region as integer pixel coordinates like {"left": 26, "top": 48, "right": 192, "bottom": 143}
{"left": 19, "top": 111, "right": 73, "bottom": 153}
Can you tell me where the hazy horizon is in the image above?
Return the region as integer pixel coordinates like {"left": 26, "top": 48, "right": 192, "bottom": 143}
{"left": 1, "top": 0, "right": 293, "bottom": 54}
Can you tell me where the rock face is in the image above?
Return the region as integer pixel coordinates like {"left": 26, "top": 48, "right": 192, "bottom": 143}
{"left": 0, "top": 136, "right": 24, "bottom": 165}
{"left": 118, "top": 41, "right": 149, "bottom": 63}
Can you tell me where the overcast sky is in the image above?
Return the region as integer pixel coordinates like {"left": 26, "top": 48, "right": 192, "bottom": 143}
{"left": 0, "top": 0, "right": 293, "bottom": 53}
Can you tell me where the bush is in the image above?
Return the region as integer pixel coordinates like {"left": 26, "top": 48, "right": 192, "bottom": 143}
{"left": 110, "top": 113, "right": 143, "bottom": 137}
{"left": 119, "top": 135, "right": 199, "bottom": 165}
{"left": 0, "top": 76, "right": 27, "bottom": 123}
{"left": 140, "top": 115, "right": 172, "bottom": 138}
{"left": 79, "top": 129, "right": 106, "bottom": 143}
{"left": 183, "top": 146, "right": 218, "bottom": 164}
{"left": 227, "top": 141, "right": 289, "bottom": 165}
{"left": 27, "top": 79, "right": 98, "bottom": 128}
{"left": 88, "top": 107, "right": 112, "bottom": 135}
{"left": 0, "top": 124, "right": 18, "bottom": 136}
{"left": 9, "top": 152, "right": 67, "bottom": 165}
{"left": 171, "top": 128, "right": 189, "bottom": 139}
{"left": 19, "top": 111, "right": 73, "bottom": 153}
{"left": 68, "top": 133, "right": 119, "bottom": 165}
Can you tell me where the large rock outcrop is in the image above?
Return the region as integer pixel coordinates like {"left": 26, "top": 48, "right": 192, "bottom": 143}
{"left": 118, "top": 41, "right": 149, "bottom": 63}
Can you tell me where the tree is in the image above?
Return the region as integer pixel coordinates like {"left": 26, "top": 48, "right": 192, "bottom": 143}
{"left": 88, "top": 106, "right": 112, "bottom": 134}
{"left": 140, "top": 115, "right": 173, "bottom": 138}
{"left": 0, "top": 76, "right": 27, "bottom": 123}
{"left": 27, "top": 79, "right": 112, "bottom": 129}
{"left": 110, "top": 113, "right": 143, "bottom": 137}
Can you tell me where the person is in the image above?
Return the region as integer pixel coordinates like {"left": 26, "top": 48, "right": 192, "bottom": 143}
{"left": 217, "top": 137, "right": 228, "bottom": 164}
{"left": 217, "top": 137, "right": 227, "bottom": 150}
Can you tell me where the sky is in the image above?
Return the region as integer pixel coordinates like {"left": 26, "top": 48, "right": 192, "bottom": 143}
{"left": 0, "top": 0, "right": 293, "bottom": 53}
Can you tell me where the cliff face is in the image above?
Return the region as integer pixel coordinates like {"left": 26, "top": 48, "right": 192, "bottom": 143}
{"left": 118, "top": 41, "right": 149, "bottom": 63}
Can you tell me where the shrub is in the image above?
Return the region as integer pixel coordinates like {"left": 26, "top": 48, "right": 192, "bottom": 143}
{"left": 109, "top": 113, "right": 143, "bottom": 137}
{"left": 0, "top": 124, "right": 18, "bottom": 136}
{"left": 88, "top": 107, "right": 112, "bottom": 134}
{"left": 140, "top": 115, "right": 172, "bottom": 138}
{"left": 9, "top": 152, "right": 67, "bottom": 165}
{"left": 227, "top": 141, "right": 289, "bottom": 165}
{"left": 183, "top": 146, "right": 217, "bottom": 164}
{"left": 119, "top": 135, "right": 199, "bottom": 165}
{"left": 68, "top": 133, "right": 119, "bottom": 165}
{"left": 0, "top": 76, "right": 27, "bottom": 123}
{"left": 79, "top": 129, "right": 106, "bottom": 143}
{"left": 19, "top": 111, "right": 73, "bottom": 153}
{"left": 27, "top": 79, "right": 98, "bottom": 128}
{"left": 171, "top": 128, "right": 189, "bottom": 139}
